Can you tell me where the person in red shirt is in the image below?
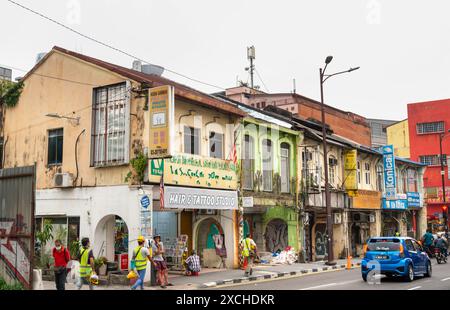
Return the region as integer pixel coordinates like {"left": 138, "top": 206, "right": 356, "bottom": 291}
{"left": 52, "top": 239, "right": 70, "bottom": 290}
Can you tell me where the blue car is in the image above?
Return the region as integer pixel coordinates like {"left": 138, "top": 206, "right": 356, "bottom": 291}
{"left": 361, "top": 237, "right": 432, "bottom": 282}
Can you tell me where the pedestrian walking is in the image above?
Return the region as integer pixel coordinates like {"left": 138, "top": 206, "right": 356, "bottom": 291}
{"left": 52, "top": 239, "right": 70, "bottom": 290}
{"left": 394, "top": 230, "right": 400, "bottom": 237}
{"left": 184, "top": 250, "right": 201, "bottom": 276}
{"left": 241, "top": 234, "right": 257, "bottom": 276}
{"left": 76, "top": 237, "right": 96, "bottom": 290}
{"left": 131, "top": 236, "right": 154, "bottom": 290}
{"left": 151, "top": 235, "right": 173, "bottom": 288}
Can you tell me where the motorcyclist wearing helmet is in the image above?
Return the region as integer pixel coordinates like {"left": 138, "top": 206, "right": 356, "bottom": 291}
{"left": 434, "top": 234, "right": 448, "bottom": 257}
{"left": 422, "top": 229, "right": 435, "bottom": 255}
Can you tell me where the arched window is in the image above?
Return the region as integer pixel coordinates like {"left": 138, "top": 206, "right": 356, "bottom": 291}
{"left": 243, "top": 135, "right": 254, "bottom": 190}
{"left": 262, "top": 139, "right": 273, "bottom": 192}
{"left": 280, "top": 143, "right": 290, "bottom": 193}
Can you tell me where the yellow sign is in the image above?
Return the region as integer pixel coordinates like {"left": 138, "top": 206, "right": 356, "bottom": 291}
{"left": 149, "top": 85, "right": 174, "bottom": 158}
{"left": 344, "top": 149, "right": 358, "bottom": 191}
{"left": 149, "top": 153, "right": 238, "bottom": 190}
{"left": 352, "top": 190, "right": 382, "bottom": 209}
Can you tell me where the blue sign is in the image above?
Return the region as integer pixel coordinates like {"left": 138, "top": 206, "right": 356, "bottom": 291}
{"left": 140, "top": 195, "right": 150, "bottom": 209}
{"left": 407, "top": 192, "right": 421, "bottom": 208}
{"left": 382, "top": 145, "right": 396, "bottom": 199}
{"left": 382, "top": 198, "right": 408, "bottom": 210}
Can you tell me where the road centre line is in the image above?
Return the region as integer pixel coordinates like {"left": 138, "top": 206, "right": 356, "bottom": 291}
{"left": 299, "top": 283, "right": 338, "bottom": 290}
{"left": 441, "top": 277, "right": 450, "bottom": 282}
{"left": 407, "top": 286, "right": 421, "bottom": 290}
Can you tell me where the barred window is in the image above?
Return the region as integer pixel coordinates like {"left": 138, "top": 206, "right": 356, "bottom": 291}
{"left": 416, "top": 121, "right": 444, "bottom": 134}
{"left": 91, "top": 82, "right": 130, "bottom": 167}
{"left": 48, "top": 128, "right": 64, "bottom": 166}
{"left": 184, "top": 127, "right": 200, "bottom": 155}
{"left": 419, "top": 154, "right": 447, "bottom": 166}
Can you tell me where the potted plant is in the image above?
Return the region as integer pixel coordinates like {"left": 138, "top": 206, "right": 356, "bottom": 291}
{"left": 94, "top": 257, "right": 108, "bottom": 276}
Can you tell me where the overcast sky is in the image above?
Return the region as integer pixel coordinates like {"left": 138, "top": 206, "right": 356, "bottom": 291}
{"left": 1, "top": 0, "right": 450, "bottom": 120}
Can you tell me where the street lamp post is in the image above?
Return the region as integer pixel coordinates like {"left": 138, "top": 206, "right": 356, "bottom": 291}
{"left": 320, "top": 56, "right": 359, "bottom": 266}
{"left": 439, "top": 130, "right": 450, "bottom": 230}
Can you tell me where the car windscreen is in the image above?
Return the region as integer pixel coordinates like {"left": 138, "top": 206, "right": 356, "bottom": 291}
{"left": 367, "top": 239, "right": 401, "bottom": 252}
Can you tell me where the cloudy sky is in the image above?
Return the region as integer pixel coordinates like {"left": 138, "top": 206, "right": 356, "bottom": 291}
{"left": 1, "top": 0, "right": 449, "bottom": 120}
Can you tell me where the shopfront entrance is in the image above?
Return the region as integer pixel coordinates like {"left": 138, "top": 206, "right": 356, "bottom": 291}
{"left": 313, "top": 222, "right": 328, "bottom": 260}
{"left": 382, "top": 212, "right": 400, "bottom": 237}
{"left": 196, "top": 217, "right": 225, "bottom": 268}
{"left": 94, "top": 214, "right": 129, "bottom": 271}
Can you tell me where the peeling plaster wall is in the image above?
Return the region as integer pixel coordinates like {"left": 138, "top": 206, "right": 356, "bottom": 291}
{"left": 3, "top": 51, "right": 146, "bottom": 189}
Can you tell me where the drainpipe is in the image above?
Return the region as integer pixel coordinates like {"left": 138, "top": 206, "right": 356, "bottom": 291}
{"left": 73, "top": 129, "right": 86, "bottom": 186}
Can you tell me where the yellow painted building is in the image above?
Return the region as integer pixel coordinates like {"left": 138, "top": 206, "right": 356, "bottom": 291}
{"left": 2, "top": 46, "right": 245, "bottom": 272}
{"left": 386, "top": 119, "right": 410, "bottom": 158}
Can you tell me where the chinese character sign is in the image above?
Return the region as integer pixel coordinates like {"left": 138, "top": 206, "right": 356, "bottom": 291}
{"left": 383, "top": 145, "right": 396, "bottom": 199}
{"left": 149, "top": 85, "right": 174, "bottom": 159}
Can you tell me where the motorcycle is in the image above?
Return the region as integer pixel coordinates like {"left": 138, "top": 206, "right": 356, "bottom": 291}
{"left": 424, "top": 245, "right": 435, "bottom": 258}
{"left": 434, "top": 247, "right": 447, "bottom": 264}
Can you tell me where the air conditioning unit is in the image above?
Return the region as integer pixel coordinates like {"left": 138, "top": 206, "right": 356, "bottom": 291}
{"left": 369, "top": 214, "right": 376, "bottom": 223}
{"left": 54, "top": 173, "right": 73, "bottom": 188}
{"left": 334, "top": 213, "right": 342, "bottom": 224}
{"left": 198, "top": 209, "right": 216, "bottom": 215}
{"left": 352, "top": 212, "right": 369, "bottom": 223}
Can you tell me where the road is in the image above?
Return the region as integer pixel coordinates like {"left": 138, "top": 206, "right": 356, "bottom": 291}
{"left": 215, "top": 261, "right": 450, "bottom": 290}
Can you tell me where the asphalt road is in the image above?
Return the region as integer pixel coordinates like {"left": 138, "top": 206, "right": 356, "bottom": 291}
{"left": 215, "top": 260, "right": 450, "bottom": 290}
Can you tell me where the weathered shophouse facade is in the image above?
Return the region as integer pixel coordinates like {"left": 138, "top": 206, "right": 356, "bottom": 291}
{"left": 221, "top": 100, "right": 303, "bottom": 255}
{"left": 2, "top": 46, "right": 245, "bottom": 271}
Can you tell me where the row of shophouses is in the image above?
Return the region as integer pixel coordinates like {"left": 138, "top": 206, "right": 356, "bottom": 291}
{"left": 1, "top": 46, "right": 427, "bottom": 270}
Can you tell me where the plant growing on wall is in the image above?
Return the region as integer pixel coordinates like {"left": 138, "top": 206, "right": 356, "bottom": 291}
{"left": 0, "top": 80, "right": 23, "bottom": 108}
{"left": 125, "top": 152, "right": 148, "bottom": 185}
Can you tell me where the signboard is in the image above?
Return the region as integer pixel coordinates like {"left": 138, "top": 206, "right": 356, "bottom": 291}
{"left": 382, "top": 198, "right": 407, "bottom": 210}
{"left": 242, "top": 196, "right": 254, "bottom": 208}
{"left": 352, "top": 190, "right": 381, "bottom": 209}
{"left": 344, "top": 150, "right": 358, "bottom": 191}
{"left": 407, "top": 192, "right": 421, "bottom": 208}
{"left": 140, "top": 195, "right": 150, "bottom": 209}
{"left": 149, "top": 85, "right": 174, "bottom": 159}
{"left": 382, "top": 145, "right": 396, "bottom": 199}
{"left": 149, "top": 153, "right": 238, "bottom": 190}
{"left": 164, "top": 186, "right": 238, "bottom": 210}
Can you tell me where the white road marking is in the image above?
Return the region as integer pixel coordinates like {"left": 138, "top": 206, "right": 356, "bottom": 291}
{"left": 441, "top": 277, "right": 450, "bottom": 282}
{"left": 300, "top": 283, "right": 338, "bottom": 290}
{"left": 299, "top": 279, "right": 362, "bottom": 290}
{"left": 407, "top": 286, "right": 422, "bottom": 290}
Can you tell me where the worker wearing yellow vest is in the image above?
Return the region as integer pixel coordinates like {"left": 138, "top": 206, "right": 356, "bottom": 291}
{"left": 76, "top": 237, "right": 96, "bottom": 290}
{"left": 131, "top": 236, "right": 154, "bottom": 290}
{"left": 241, "top": 234, "right": 257, "bottom": 276}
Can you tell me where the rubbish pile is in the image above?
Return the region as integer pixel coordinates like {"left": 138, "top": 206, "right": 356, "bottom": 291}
{"left": 259, "top": 246, "right": 298, "bottom": 265}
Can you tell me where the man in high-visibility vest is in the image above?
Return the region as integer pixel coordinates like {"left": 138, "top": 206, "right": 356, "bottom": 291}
{"left": 77, "top": 237, "right": 96, "bottom": 290}
{"left": 241, "top": 234, "right": 257, "bottom": 276}
{"left": 131, "top": 236, "right": 153, "bottom": 290}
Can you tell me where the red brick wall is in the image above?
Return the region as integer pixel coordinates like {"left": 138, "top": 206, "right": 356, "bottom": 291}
{"left": 248, "top": 94, "right": 372, "bottom": 146}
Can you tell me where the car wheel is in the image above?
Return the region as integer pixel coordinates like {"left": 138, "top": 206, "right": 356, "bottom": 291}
{"left": 424, "top": 261, "right": 432, "bottom": 277}
{"left": 404, "top": 264, "right": 414, "bottom": 282}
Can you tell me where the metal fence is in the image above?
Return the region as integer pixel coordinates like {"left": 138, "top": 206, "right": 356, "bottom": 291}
{"left": 0, "top": 165, "right": 35, "bottom": 289}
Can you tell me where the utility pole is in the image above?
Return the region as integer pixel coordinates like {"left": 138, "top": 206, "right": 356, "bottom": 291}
{"left": 247, "top": 46, "right": 255, "bottom": 89}
{"left": 319, "top": 56, "right": 359, "bottom": 266}
{"left": 439, "top": 131, "right": 450, "bottom": 229}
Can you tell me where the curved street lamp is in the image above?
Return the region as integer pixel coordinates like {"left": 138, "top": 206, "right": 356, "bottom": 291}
{"left": 320, "top": 56, "right": 359, "bottom": 266}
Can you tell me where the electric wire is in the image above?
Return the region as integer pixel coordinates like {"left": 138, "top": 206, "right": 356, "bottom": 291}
{"left": 255, "top": 68, "right": 269, "bottom": 92}
{"left": 5, "top": 0, "right": 226, "bottom": 91}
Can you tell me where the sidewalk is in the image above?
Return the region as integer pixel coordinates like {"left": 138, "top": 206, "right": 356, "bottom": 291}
{"left": 41, "top": 258, "right": 361, "bottom": 290}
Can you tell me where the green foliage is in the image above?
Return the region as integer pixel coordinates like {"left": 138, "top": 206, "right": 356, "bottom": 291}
{"left": 36, "top": 219, "right": 53, "bottom": 247}
{"left": 0, "top": 278, "right": 23, "bottom": 290}
{"left": 0, "top": 80, "right": 24, "bottom": 108}
{"left": 125, "top": 152, "right": 148, "bottom": 184}
{"left": 54, "top": 225, "right": 68, "bottom": 244}
{"left": 69, "top": 240, "right": 80, "bottom": 260}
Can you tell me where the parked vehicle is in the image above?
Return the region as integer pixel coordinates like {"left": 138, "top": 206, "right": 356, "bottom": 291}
{"left": 361, "top": 237, "right": 432, "bottom": 282}
{"left": 434, "top": 247, "right": 447, "bottom": 264}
